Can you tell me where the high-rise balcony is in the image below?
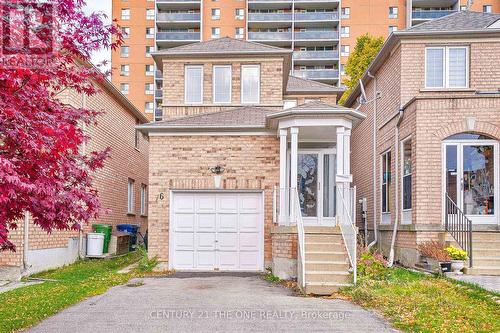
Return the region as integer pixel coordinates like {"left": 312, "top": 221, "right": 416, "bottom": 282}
{"left": 248, "top": 13, "right": 293, "bottom": 21}
{"left": 155, "top": 90, "right": 163, "bottom": 98}
{"left": 294, "top": 31, "right": 338, "bottom": 40}
{"left": 156, "top": 32, "right": 200, "bottom": 41}
{"left": 294, "top": 12, "right": 338, "bottom": 21}
{"left": 293, "top": 50, "right": 339, "bottom": 60}
{"left": 411, "top": 10, "right": 456, "bottom": 20}
{"left": 156, "top": 12, "right": 201, "bottom": 22}
{"left": 248, "top": 31, "right": 292, "bottom": 41}
{"left": 294, "top": 69, "right": 339, "bottom": 80}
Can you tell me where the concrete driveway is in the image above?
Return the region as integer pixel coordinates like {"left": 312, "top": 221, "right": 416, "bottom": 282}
{"left": 28, "top": 273, "right": 396, "bottom": 333}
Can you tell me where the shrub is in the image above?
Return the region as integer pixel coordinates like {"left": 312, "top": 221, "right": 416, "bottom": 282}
{"left": 445, "top": 246, "right": 468, "bottom": 260}
{"left": 357, "top": 246, "right": 388, "bottom": 280}
{"left": 417, "top": 240, "right": 451, "bottom": 262}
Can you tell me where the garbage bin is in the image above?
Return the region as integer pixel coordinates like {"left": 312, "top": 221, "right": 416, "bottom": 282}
{"left": 116, "top": 224, "right": 140, "bottom": 250}
{"left": 87, "top": 233, "right": 105, "bottom": 256}
{"left": 92, "top": 224, "right": 112, "bottom": 253}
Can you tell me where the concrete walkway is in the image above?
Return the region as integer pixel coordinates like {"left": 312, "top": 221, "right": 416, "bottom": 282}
{"left": 448, "top": 274, "right": 500, "bottom": 293}
{"left": 28, "top": 273, "right": 396, "bottom": 333}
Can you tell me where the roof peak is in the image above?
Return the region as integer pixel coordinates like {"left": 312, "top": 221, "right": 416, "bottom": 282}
{"left": 406, "top": 10, "right": 500, "bottom": 32}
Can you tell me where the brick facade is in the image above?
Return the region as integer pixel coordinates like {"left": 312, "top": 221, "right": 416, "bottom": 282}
{"left": 350, "top": 35, "right": 500, "bottom": 265}
{"left": 1, "top": 82, "right": 149, "bottom": 268}
{"left": 147, "top": 135, "right": 279, "bottom": 265}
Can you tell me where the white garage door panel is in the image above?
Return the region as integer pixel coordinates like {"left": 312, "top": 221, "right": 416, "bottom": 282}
{"left": 171, "top": 192, "right": 263, "bottom": 271}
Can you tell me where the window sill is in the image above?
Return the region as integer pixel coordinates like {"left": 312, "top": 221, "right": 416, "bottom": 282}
{"left": 127, "top": 213, "right": 135, "bottom": 216}
{"left": 140, "top": 214, "right": 148, "bottom": 218}
{"left": 134, "top": 147, "right": 140, "bottom": 152}
{"left": 420, "top": 88, "right": 475, "bottom": 93}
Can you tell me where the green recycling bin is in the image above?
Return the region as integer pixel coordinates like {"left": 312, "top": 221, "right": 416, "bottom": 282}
{"left": 92, "top": 224, "right": 112, "bottom": 253}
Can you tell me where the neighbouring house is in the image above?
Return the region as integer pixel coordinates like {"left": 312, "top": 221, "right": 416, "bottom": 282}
{"left": 345, "top": 11, "right": 500, "bottom": 275}
{"left": 0, "top": 75, "right": 150, "bottom": 279}
{"left": 138, "top": 37, "right": 364, "bottom": 294}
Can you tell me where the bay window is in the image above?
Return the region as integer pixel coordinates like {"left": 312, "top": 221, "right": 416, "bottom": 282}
{"left": 425, "top": 46, "right": 468, "bottom": 89}
{"left": 241, "top": 65, "right": 260, "bottom": 104}
{"left": 185, "top": 65, "right": 203, "bottom": 104}
{"left": 213, "top": 65, "right": 231, "bottom": 103}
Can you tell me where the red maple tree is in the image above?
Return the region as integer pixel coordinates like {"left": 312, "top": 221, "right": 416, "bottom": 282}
{"left": 0, "top": 0, "right": 123, "bottom": 250}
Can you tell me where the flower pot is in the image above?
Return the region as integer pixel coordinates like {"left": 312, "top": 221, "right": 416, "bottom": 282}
{"left": 214, "top": 175, "right": 222, "bottom": 188}
{"left": 439, "top": 261, "right": 452, "bottom": 273}
{"left": 451, "top": 260, "right": 465, "bottom": 274}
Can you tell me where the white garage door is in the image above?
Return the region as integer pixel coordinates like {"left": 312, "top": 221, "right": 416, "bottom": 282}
{"left": 170, "top": 191, "right": 264, "bottom": 271}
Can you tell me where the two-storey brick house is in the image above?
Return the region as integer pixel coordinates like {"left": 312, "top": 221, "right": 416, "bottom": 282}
{"left": 138, "top": 37, "right": 365, "bottom": 294}
{"left": 345, "top": 11, "right": 500, "bottom": 275}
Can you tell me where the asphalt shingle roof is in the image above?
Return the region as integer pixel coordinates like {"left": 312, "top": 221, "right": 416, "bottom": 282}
{"left": 154, "top": 37, "right": 292, "bottom": 55}
{"left": 286, "top": 76, "right": 344, "bottom": 93}
{"left": 144, "top": 106, "right": 276, "bottom": 128}
{"left": 408, "top": 11, "right": 500, "bottom": 32}
{"left": 284, "top": 100, "right": 355, "bottom": 112}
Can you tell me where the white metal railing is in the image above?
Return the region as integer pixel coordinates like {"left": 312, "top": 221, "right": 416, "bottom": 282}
{"left": 336, "top": 185, "right": 357, "bottom": 285}
{"left": 292, "top": 188, "right": 306, "bottom": 289}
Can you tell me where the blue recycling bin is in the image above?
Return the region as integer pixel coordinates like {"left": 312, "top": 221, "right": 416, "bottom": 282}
{"left": 116, "top": 224, "right": 140, "bottom": 250}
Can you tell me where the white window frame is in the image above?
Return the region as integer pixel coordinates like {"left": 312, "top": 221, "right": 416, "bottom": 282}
{"left": 381, "top": 150, "right": 391, "bottom": 215}
{"left": 235, "top": 27, "right": 244, "bottom": 38}
{"left": 120, "top": 83, "right": 130, "bottom": 95}
{"left": 389, "top": 7, "right": 398, "bottom": 19}
{"left": 146, "top": 9, "right": 155, "bottom": 20}
{"left": 121, "top": 8, "right": 130, "bottom": 20}
{"left": 401, "top": 137, "right": 412, "bottom": 224}
{"left": 212, "top": 65, "right": 232, "bottom": 104}
{"left": 211, "top": 8, "right": 221, "bottom": 20}
{"left": 146, "top": 27, "right": 154, "bottom": 38}
{"left": 145, "top": 64, "right": 154, "bottom": 76}
{"left": 341, "top": 7, "right": 350, "bottom": 19}
{"left": 122, "top": 27, "right": 130, "bottom": 39}
{"left": 241, "top": 64, "right": 260, "bottom": 104}
{"left": 184, "top": 65, "right": 204, "bottom": 104}
{"left": 140, "top": 184, "right": 147, "bottom": 216}
{"left": 127, "top": 178, "right": 135, "bottom": 214}
{"left": 484, "top": 5, "right": 492, "bottom": 13}
{"left": 340, "top": 45, "right": 350, "bottom": 57}
{"left": 340, "top": 26, "right": 350, "bottom": 38}
{"left": 120, "top": 64, "right": 130, "bottom": 76}
{"left": 425, "top": 46, "right": 469, "bottom": 89}
{"left": 145, "top": 102, "right": 154, "bottom": 113}
{"left": 235, "top": 8, "right": 244, "bottom": 20}
{"left": 120, "top": 46, "right": 129, "bottom": 58}
{"left": 211, "top": 27, "right": 220, "bottom": 38}
{"left": 145, "top": 83, "right": 154, "bottom": 95}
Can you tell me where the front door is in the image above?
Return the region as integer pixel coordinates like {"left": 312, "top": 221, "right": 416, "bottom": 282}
{"left": 296, "top": 149, "right": 336, "bottom": 226}
{"left": 444, "top": 139, "right": 499, "bottom": 225}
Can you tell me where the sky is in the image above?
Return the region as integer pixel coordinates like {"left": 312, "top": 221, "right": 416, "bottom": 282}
{"left": 83, "top": 0, "right": 112, "bottom": 72}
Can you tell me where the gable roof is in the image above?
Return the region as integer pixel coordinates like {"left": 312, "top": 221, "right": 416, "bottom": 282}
{"left": 286, "top": 76, "right": 344, "bottom": 96}
{"left": 153, "top": 37, "right": 292, "bottom": 56}
{"left": 267, "top": 100, "right": 365, "bottom": 120}
{"left": 344, "top": 11, "right": 500, "bottom": 107}
{"left": 136, "top": 106, "right": 276, "bottom": 133}
{"left": 408, "top": 11, "right": 500, "bottom": 32}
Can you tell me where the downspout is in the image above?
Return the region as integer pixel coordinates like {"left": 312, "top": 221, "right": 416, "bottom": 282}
{"left": 388, "top": 107, "right": 405, "bottom": 267}
{"left": 368, "top": 71, "right": 378, "bottom": 249}
{"left": 78, "top": 93, "right": 87, "bottom": 259}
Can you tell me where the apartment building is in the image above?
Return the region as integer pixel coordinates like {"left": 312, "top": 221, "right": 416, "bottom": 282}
{"left": 111, "top": 0, "right": 499, "bottom": 120}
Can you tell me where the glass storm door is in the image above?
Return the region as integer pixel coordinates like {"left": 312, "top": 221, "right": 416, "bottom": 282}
{"left": 297, "top": 149, "right": 336, "bottom": 225}
{"left": 444, "top": 140, "right": 499, "bottom": 225}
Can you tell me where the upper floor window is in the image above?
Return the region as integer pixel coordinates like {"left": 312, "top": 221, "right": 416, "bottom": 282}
{"left": 340, "top": 45, "right": 350, "bottom": 57}
{"left": 120, "top": 83, "right": 130, "bottom": 95}
{"left": 341, "top": 7, "right": 350, "bottom": 19}
{"left": 241, "top": 65, "right": 260, "bottom": 104}
{"left": 213, "top": 65, "right": 231, "bottom": 103}
{"left": 211, "top": 27, "right": 220, "bottom": 38}
{"left": 135, "top": 119, "right": 140, "bottom": 149}
{"left": 121, "top": 9, "right": 130, "bottom": 20}
{"left": 120, "top": 64, "right": 130, "bottom": 76}
{"left": 484, "top": 5, "right": 492, "bottom": 13}
{"left": 402, "top": 138, "right": 412, "bottom": 211}
{"left": 146, "top": 27, "right": 155, "bottom": 38}
{"left": 145, "top": 64, "right": 154, "bottom": 76}
{"left": 185, "top": 65, "right": 203, "bottom": 104}
{"left": 120, "top": 46, "right": 129, "bottom": 57}
{"left": 235, "top": 8, "right": 244, "bottom": 20}
{"left": 127, "top": 178, "right": 135, "bottom": 214}
{"left": 388, "top": 26, "right": 398, "bottom": 34}
{"left": 212, "top": 8, "right": 221, "bottom": 20}
{"left": 283, "top": 99, "right": 297, "bottom": 110}
{"left": 146, "top": 46, "right": 155, "bottom": 57}
{"left": 425, "top": 46, "right": 468, "bottom": 89}
{"left": 122, "top": 27, "right": 130, "bottom": 39}
{"left": 146, "top": 9, "right": 155, "bottom": 20}
{"left": 381, "top": 150, "right": 391, "bottom": 214}
{"left": 389, "top": 7, "right": 398, "bottom": 19}
{"left": 140, "top": 184, "right": 148, "bottom": 216}
{"left": 340, "top": 26, "right": 350, "bottom": 37}
{"left": 145, "top": 83, "right": 154, "bottom": 95}
{"left": 145, "top": 102, "right": 154, "bottom": 113}
{"left": 235, "top": 27, "right": 244, "bottom": 39}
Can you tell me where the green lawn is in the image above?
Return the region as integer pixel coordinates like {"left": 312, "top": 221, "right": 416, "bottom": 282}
{"left": 339, "top": 268, "right": 500, "bottom": 333}
{"left": 0, "top": 252, "right": 140, "bottom": 333}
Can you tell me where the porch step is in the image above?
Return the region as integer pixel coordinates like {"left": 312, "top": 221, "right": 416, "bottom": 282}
{"left": 464, "top": 266, "right": 500, "bottom": 275}
{"left": 472, "top": 232, "right": 500, "bottom": 241}
{"left": 305, "top": 234, "right": 343, "bottom": 243}
{"left": 305, "top": 242, "right": 344, "bottom": 252}
{"left": 473, "top": 257, "right": 500, "bottom": 266}
{"left": 305, "top": 282, "right": 351, "bottom": 295}
{"left": 305, "top": 260, "right": 349, "bottom": 271}
{"left": 306, "top": 271, "right": 351, "bottom": 283}
{"left": 305, "top": 251, "right": 347, "bottom": 262}
{"left": 304, "top": 226, "right": 341, "bottom": 234}
{"left": 474, "top": 248, "right": 499, "bottom": 256}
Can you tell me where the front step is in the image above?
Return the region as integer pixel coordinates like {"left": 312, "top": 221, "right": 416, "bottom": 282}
{"left": 300, "top": 228, "right": 353, "bottom": 295}
{"left": 464, "top": 267, "right": 500, "bottom": 275}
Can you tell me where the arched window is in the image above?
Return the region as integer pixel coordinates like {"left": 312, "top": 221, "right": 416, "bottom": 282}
{"left": 444, "top": 132, "right": 495, "bottom": 141}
